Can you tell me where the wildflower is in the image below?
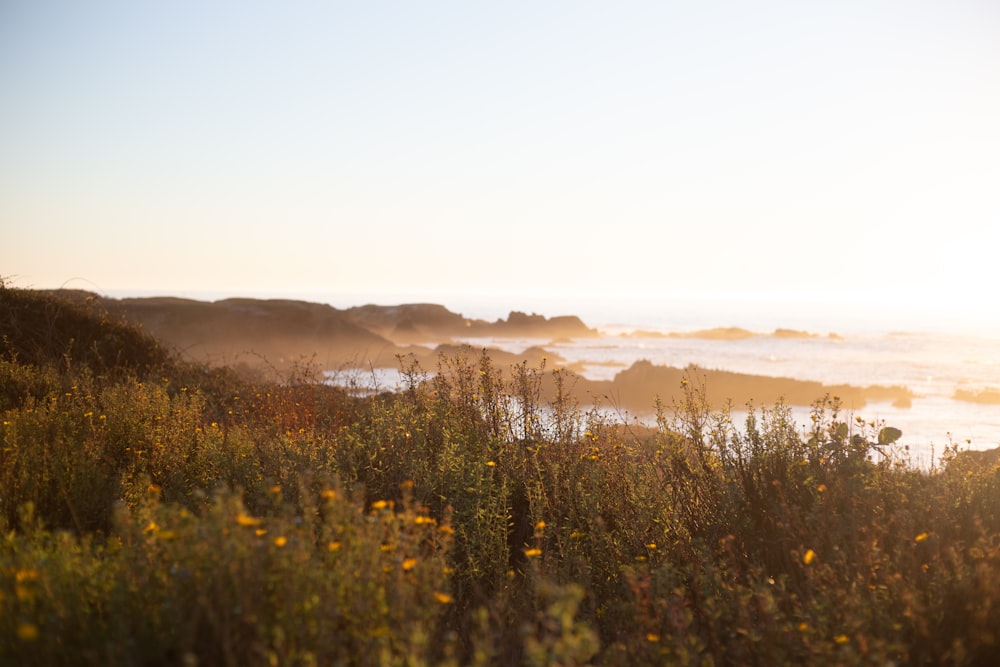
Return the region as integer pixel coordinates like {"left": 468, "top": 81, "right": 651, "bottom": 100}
{"left": 570, "top": 531, "right": 585, "bottom": 539}
{"left": 524, "top": 548, "right": 542, "bottom": 558}
{"left": 17, "top": 623, "right": 39, "bottom": 641}
{"left": 817, "top": 484, "right": 827, "bottom": 493}
{"left": 414, "top": 515, "right": 436, "bottom": 525}
{"left": 402, "top": 557, "right": 418, "bottom": 571}
{"left": 273, "top": 536, "right": 287, "bottom": 548}
{"left": 320, "top": 489, "right": 336, "bottom": 501}
{"left": 371, "top": 500, "right": 390, "bottom": 510}
{"left": 486, "top": 460, "right": 496, "bottom": 467}
{"left": 915, "top": 532, "right": 929, "bottom": 543}
{"left": 646, "top": 543, "right": 657, "bottom": 550}
{"left": 327, "top": 541, "right": 342, "bottom": 552}
{"left": 255, "top": 529, "right": 267, "bottom": 537}
{"left": 433, "top": 592, "right": 453, "bottom": 604}
{"left": 803, "top": 549, "right": 816, "bottom": 565}
{"left": 269, "top": 485, "right": 282, "bottom": 494}
{"left": 646, "top": 633, "right": 660, "bottom": 642}
{"left": 16, "top": 569, "right": 39, "bottom": 583}
{"left": 144, "top": 521, "right": 159, "bottom": 534}
{"left": 834, "top": 634, "right": 850, "bottom": 644}
{"left": 439, "top": 525, "right": 455, "bottom": 536}
{"left": 235, "top": 512, "right": 263, "bottom": 527}
{"left": 535, "top": 521, "right": 546, "bottom": 531}
{"left": 798, "top": 622, "right": 809, "bottom": 632}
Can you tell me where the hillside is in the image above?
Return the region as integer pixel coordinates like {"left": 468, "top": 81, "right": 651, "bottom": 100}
{"left": 29, "top": 289, "right": 912, "bottom": 411}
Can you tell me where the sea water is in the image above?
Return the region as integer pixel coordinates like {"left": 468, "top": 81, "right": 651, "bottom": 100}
{"left": 325, "top": 291, "right": 1000, "bottom": 467}
{"left": 115, "top": 288, "right": 1000, "bottom": 465}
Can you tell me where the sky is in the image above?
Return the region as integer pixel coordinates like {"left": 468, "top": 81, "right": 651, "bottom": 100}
{"left": 2, "top": 1, "right": 999, "bottom": 332}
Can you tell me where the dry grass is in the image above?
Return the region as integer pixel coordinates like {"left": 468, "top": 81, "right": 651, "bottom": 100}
{"left": 2, "top": 284, "right": 998, "bottom": 665}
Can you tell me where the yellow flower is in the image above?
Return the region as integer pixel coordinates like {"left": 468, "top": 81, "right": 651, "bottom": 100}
{"left": 371, "top": 500, "right": 389, "bottom": 510}
{"left": 535, "top": 521, "right": 546, "bottom": 530}
{"left": 143, "top": 521, "right": 159, "bottom": 534}
{"left": 817, "top": 484, "right": 827, "bottom": 493}
{"left": 269, "top": 485, "right": 282, "bottom": 494}
{"left": 646, "top": 633, "right": 660, "bottom": 642}
{"left": 327, "top": 541, "right": 342, "bottom": 552}
{"left": 414, "top": 515, "right": 436, "bottom": 525}
{"left": 486, "top": 460, "right": 496, "bottom": 467}
{"left": 17, "top": 623, "right": 39, "bottom": 641}
{"left": 834, "top": 634, "right": 850, "bottom": 644}
{"left": 402, "top": 557, "right": 418, "bottom": 571}
{"left": 255, "top": 528, "right": 268, "bottom": 537}
{"left": 320, "top": 489, "right": 336, "bottom": 500}
{"left": 273, "top": 536, "right": 287, "bottom": 548}
{"left": 803, "top": 549, "right": 816, "bottom": 565}
{"left": 235, "top": 512, "right": 263, "bottom": 527}
{"left": 915, "top": 532, "right": 929, "bottom": 542}
{"left": 798, "top": 622, "right": 809, "bottom": 632}
{"left": 524, "top": 548, "right": 542, "bottom": 558}
{"left": 433, "top": 592, "right": 453, "bottom": 604}
{"left": 439, "top": 525, "right": 455, "bottom": 536}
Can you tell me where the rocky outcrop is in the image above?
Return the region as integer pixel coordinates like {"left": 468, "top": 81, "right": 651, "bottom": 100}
{"left": 548, "top": 361, "right": 913, "bottom": 414}
{"left": 104, "top": 296, "right": 402, "bottom": 370}
{"left": 342, "top": 303, "right": 472, "bottom": 344}
{"left": 342, "top": 305, "right": 599, "bottom": 343}
{"left": 954, "top": 387, "right": 1000, "bottom": 405}
{"left": 44, "top": 292, "right": 588, "bottom": 375}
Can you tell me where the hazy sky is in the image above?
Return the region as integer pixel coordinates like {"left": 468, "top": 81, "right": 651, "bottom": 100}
{"left": 2, "top": 1, "right": 998, "bottom": 329}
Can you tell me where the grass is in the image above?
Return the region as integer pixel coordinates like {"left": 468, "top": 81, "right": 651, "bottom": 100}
{"left": 2, "top": 283, "right": 999, "bottom": 665}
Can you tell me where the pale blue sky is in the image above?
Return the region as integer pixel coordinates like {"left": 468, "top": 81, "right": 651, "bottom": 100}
{"left": 2, "top": 1, "right": 999, "bottom": 330}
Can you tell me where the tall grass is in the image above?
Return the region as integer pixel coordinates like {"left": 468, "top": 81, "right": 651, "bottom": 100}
{"left": 2, "top": 285, "right": 998, "bottom": 665}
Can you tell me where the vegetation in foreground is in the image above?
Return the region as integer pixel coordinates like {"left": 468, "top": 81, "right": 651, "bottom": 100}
{"left": 2, "top": 285, "right": 999, "bottom": 666}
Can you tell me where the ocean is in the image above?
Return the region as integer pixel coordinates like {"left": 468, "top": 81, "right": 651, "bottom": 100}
{"left": 110, "top": 288, "right": 1000, "bottom": 467}
{"left": 325, "top": 290, "right": 1000, "bottom": 468}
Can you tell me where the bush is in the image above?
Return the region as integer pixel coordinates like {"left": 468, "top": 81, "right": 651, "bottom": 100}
{"left": 2, "top": 287, "right": 999, "bottom": 664}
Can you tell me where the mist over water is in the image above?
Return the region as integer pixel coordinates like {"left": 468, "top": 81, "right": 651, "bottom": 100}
{"left": 109, "top": 287, "right": 1000, "bottom": 465}
{"left": 351, "top": 290, "right": 1000, "bottom": 466}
